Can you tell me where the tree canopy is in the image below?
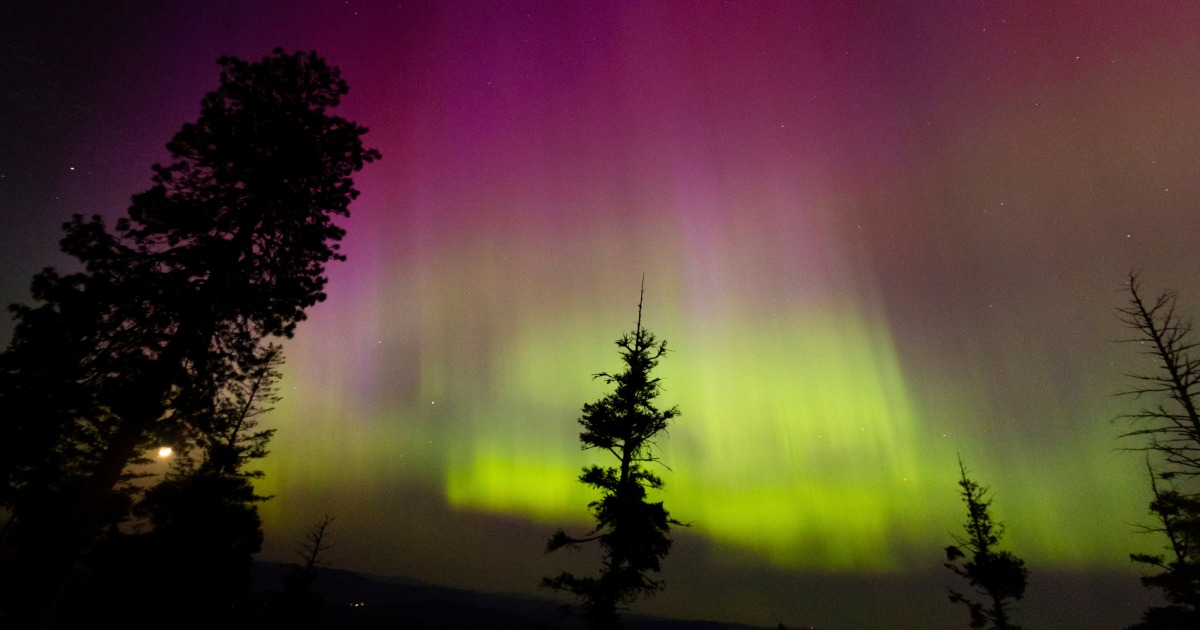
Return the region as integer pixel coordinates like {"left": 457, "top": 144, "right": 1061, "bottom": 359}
{"left": 0, "top": 48, "right": 378, "bottom": 626}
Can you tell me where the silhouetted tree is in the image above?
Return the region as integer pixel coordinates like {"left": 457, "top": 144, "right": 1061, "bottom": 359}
{"left": 127, "top": 344, "right": 282, "bottom": 626}
{"left": 9, "top": 339, "right": 284, "bottom": 629}
{"left": 543, "top": 283, "right": 682, "bottom": 629}
{"left": 1117, "top": 275, "right": 1200, "bottom": 627}
{"left": 277, "top": 514, "right": 337, "bottom": 627}
{"left": 945, "top": 457, "right": 1027, "bottom": 630}
{"left": 294, "top": 514, "right": 337, "bottom": 584}
{"left": 0, "top": 48, "right": 378, "bottom": 625}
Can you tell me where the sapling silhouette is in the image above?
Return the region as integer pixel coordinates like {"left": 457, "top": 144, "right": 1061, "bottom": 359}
{"left": 277, "top": 514, "right": 337, "bottom": 627}
{"left": 290, "top": 514, "right": 337, "bottom": 593}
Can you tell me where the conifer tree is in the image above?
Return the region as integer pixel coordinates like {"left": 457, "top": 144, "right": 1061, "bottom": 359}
{"left": 544, "top": 284, "right": 682, "bottom": 629}
{"left": 1117, "top": 275, "right": 1200, "bottom": 627}
{"left": 945, "top": 458, "right": 1027, "bottom": 630}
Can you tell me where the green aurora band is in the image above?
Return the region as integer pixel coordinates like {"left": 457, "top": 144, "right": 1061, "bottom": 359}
{"left": 438, "top": 306, "right": 1146, "bottom": 570}
{"left": 260, "top": 227, "right": 1152, "bottom": 573}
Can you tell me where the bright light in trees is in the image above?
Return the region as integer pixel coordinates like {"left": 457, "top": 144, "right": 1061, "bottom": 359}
{"left": 157, "top": 446, "right": 173, "bottom": 458}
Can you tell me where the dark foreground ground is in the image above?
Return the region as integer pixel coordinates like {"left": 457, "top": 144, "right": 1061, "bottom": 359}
{"left": 254, "top": 561, "right": 1163, "bottom": 629}
{"left": 254, "top": 563, "right": 785, "bottom": 630}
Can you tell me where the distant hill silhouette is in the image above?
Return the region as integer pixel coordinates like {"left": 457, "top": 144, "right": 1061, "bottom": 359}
{"left": 253, "top": 562, "right": 796, "bottom": 629}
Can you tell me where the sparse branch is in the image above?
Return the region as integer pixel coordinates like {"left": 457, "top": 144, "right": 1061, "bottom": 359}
{"left": 298, "top": 514, "right": 336, "bottom": 576}
{"left": 1116, "top": 274, "right": 1200, "bottom": 626}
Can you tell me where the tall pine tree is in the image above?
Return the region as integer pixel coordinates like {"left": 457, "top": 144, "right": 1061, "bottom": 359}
{"left": 544, "top": 283, "right": 682, "bottom": 629}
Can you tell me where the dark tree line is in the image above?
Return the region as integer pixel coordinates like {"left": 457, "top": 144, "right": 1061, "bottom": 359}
{"left": 0, "top": 48, "right": 377, "bottom": 627}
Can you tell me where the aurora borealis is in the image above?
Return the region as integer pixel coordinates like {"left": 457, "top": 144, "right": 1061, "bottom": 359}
{"left": 4, "top": 1, "right": 1200, "bottom": 627}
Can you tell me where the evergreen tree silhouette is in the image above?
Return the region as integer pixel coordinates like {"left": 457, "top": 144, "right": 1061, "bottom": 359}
{"left": 945, "top": 457, "right": 1027, "bottom": 630}
{"left": 543, "top": 282, "right": 682, "bottom": 629}
{"left": 0, "top": 48, "right": 378, "bottom": 626}
{"left": 1117, "top": 274, "right": 1200, "bottom": 627}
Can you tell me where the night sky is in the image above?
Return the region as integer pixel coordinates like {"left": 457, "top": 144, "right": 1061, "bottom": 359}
{"left": 4, "top": 2, "right": 1200, "bottom": 627}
